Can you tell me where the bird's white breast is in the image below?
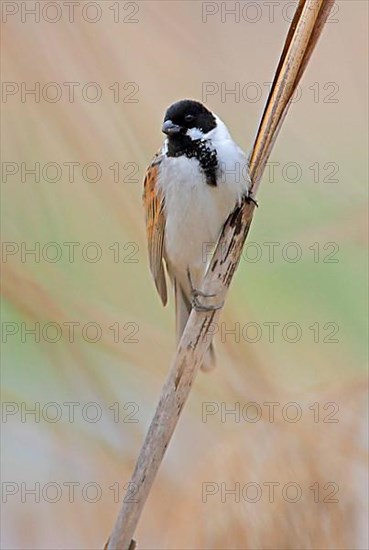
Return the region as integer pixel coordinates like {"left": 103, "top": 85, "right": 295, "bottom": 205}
{"left": 158, "top": 119, "right": 250, "bottom": 289}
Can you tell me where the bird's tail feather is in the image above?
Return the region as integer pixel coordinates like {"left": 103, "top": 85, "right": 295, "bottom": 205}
{"left": 174, "top": 279, "right": 215, "bottom": 372}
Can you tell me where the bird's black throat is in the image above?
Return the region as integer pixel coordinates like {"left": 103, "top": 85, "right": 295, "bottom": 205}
{"left": 166, "top": 135, "right": 218, "bottom": 187}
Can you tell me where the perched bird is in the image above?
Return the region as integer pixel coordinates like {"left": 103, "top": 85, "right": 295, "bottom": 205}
{"left": 143, "top": 99, "right": 252, "bottom": 370}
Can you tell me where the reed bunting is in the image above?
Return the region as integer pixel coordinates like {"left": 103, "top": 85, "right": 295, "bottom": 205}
{"left": 143, "top": 99, "right": 252, "bottom": 370}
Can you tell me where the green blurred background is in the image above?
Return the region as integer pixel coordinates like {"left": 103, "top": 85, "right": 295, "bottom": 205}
{"left": 1, "top": 1, "right": 368, "bottom": 549}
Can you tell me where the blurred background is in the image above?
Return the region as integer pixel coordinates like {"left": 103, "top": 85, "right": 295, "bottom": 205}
{"left": 1, "top": 1, "right": 368, "bottom": 548}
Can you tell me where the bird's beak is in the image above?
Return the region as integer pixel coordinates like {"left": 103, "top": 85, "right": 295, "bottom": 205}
{"left": 162, "top": 120, "right": 182, "bottom": 136}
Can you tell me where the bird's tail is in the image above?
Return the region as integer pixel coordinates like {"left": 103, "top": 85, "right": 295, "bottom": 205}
{"left": 174, "top": 280, "right": 215, "bottom": 372}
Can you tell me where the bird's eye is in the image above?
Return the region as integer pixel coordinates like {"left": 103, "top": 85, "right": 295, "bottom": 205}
{"left": 185, "top": 114, "right": 194, "bottom": 123}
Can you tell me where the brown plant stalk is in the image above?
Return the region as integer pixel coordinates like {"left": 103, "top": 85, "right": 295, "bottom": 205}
{"left": 106, "top": 1, "right": 335, "bottom": 548}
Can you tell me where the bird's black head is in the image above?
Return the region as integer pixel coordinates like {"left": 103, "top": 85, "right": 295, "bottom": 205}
{"left": 162, "top": 99, "right": 217, "bottom": 138}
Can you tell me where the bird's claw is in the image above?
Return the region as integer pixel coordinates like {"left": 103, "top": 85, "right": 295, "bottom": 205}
{"left": 187, "top": 269, "right": 224, "bottom": 312}
{"left": 191, "top": 296, "right": 224, "bottom": 313}
{"left": 193, "top": 288, "right": 216, "bottom": 299}
{"left": 245, "top": 193, "right": 259, "bottom": 207}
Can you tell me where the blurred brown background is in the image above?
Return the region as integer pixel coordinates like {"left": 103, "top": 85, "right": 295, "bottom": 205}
{"left": 1, "top": 1, "right": 368, "bottom": 548}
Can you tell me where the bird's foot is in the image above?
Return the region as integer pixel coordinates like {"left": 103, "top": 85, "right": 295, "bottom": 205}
{"left": 192, "top": 296, "right": 224, "bottom": 313}
{"left": 245, "top": 192, "right": 259, "bottom": 207}
{"left": 187, "top": 269, "right": 224, "bottom": 313}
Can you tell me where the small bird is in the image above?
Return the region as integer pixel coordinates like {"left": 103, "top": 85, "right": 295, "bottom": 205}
{"left": 143, "top": 99, "right": 251, "bottom": 370}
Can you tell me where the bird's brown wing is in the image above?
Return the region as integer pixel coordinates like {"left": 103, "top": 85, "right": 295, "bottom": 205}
{"left": 143, "top": 153, "right": 167, "bottom": 306}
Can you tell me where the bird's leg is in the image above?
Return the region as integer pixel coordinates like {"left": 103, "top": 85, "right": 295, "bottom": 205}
{"left": 187, "top": 268, "right": 224, "bottom": 313}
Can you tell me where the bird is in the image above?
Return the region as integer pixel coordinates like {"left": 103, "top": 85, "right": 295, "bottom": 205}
{"left": 143, "top": 99, "right": 252, "bottom": 370}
